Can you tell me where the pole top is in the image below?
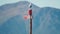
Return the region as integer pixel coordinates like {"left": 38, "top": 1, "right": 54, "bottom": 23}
{"left": 29, "top": 3, "right": 32, "bottom": 8}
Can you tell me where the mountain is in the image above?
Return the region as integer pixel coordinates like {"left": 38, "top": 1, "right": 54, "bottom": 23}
{"left": 0, "top": 1, "right": 60, "bottom": 34}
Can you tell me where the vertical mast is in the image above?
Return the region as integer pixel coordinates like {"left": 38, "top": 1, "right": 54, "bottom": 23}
{"left": 28, "top": 3, "right": 32, "bottom": 34}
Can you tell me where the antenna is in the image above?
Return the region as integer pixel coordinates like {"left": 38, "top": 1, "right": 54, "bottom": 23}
{"left": 28, "top": 2, "right": 32, "bottom": 34}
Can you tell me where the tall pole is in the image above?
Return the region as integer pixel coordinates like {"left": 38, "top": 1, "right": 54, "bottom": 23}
{"left": 28, "top": 3, "right": 32, "bottom": 34}
{"left": 28, "top": 2, "right": 32, "bottom": 34}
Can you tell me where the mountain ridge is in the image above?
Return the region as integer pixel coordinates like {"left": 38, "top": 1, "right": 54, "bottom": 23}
{"left": 0, "top": 1, "right": 60, "bottom": 10}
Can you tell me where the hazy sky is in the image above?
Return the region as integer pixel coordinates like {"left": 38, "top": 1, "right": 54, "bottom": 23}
{"left": 0, "top": 0, "right": 60, "bottom": 9}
